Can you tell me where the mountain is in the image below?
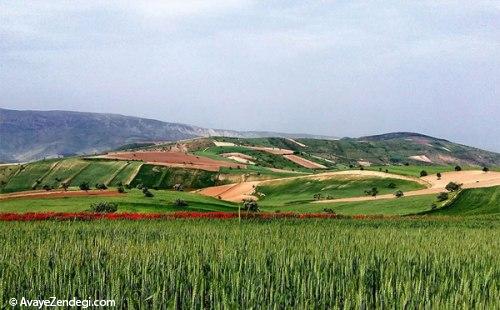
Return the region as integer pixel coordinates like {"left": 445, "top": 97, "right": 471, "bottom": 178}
{"left": 352, "top": 132, "right": 500, "bottom": 166}
{"left": 0, "top": 108, "right": 335, "bottom": 162}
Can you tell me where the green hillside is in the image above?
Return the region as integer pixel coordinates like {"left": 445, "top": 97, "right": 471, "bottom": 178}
{"left": 257, "top": 176, "right": 425, "bottom": 208}
{"left": 0, "top": 159, "right": 142, "bottom": 193}
{"left": 427, "top": 186, "right": 500, "bottom": 216}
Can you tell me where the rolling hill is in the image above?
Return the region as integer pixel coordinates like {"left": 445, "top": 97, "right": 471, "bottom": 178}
{"left": 0, "top": 108, "right": 334, "bottom": 162}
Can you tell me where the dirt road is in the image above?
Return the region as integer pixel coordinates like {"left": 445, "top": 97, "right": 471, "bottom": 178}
{"left": 197, "top": 170, "right": 500, "bottom": 203}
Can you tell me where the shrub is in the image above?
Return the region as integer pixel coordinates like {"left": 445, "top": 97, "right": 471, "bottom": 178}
{"left": 387, "top": 182, "right": 397, "bottom": 189}
{"left": 95, "top": 183, "right": 107, "bottom": 190}
{"left": 445, "top": 182, "right": 462, "bottom": 192}
{"left": 136, "top": 183, "right": 144, "bottom": 190}
{"left": 482, "top": 167, "right": 489, "bottom": 172}
{"left": 243, "top": 199, "right": 259, "bottom": 212}
{"left": 436, "top": 172, "right": 441, "bottom": 180}
{"left": 364, "top": 187, "right": 379, "bottom": 197}
{"left": 454, "top": 165, "right": 462, "bottom": 171}
{"left": 313, "top": 193, "right": 323, "bottom": 200}
{"left": 173, "top": 199, "right": 188, "bottom": 207}
{"left": 173, "top": 184, "right": 184, "bottom": 191}
{"left": 142, "top": 187, "right": 154, "bottom": 197}
{"left": 79, "top": 182, "right": 90, "bottom": 191}
{"left": 436, "top": 192, "right": 449, "bottom": 202}
{"left": 431, "top": 203, "right": 438, "bottom": 210}
{"left": 42, "top": 184, "right": 52, "bottom": 191}
{"left": 117, "top": 185, "right": 125, "bottom": 193}
{"left": 394, "top": 190, "right": 404, "bottom": 198}
{"left": 89, "top": 201, "right": 118, "bottom": 213}
{"left": 323, "top": 208, "right": 336, "bottom": 214}
{"left": 420, "top": 170, "right": 428, "bottom": 177}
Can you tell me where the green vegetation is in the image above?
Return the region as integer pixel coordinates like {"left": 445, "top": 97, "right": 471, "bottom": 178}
{"left": 257, "top": 176, "right": 424, "bottom": 208}
{"left": 195, "top": 146, "right": 309, "bottom": 171}
{"left": 0, "top": 159, "right": 144, "bottom": 193}
{"left": 1, "top": 219, "right": 498, "bottom": 308}
{"left": 131, "top": 164, "right": 219, "bottom": 189}
{"left": 366, "top": 165, "right": 468, "bottom": 177}
{"left": 0, "top": 189, "right": 237, "bottom": 213}
{"left": 428, "top": 186, "right": 500, "bottom": 216}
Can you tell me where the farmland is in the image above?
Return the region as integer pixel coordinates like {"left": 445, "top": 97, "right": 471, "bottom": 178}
{"left": 0, "top": 219, "right": 498, "bottom": 308}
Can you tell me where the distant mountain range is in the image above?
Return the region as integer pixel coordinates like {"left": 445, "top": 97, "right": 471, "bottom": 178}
{"left": 0, "top": 108, "right": 335, "bottom": 162}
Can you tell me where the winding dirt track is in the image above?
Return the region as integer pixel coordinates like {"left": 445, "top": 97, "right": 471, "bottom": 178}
{"left": 197, "top": 170, "right": 500, "bottom": 203}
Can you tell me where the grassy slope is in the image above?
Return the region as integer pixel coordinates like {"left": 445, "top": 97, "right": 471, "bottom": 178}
{"left": 257, "top": 177, "right": 425, "bottom": 208}
{"left": 427, "top": 186, "right": 500, "bottom": 216}
{"left": 130, "top": 164, "right": 219, "bottom": 190}
{"left": 1, "top": 160, "right": 59, "bottom": 193}
{"left": 195, "top": 146, "right": 310, "bottom": 171}
{"left": 265, "top": 195, "right": 437, "bottom": 215}
{"left": 366, "top": 165, "right": 474, "bottom": 177}
{"left": 0, "top": 189, "right": 237, "bottom": 213}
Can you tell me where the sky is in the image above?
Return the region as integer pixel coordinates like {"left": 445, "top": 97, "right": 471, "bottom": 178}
{"left": 1, "top": 1, "right": 499, "bottom": 151}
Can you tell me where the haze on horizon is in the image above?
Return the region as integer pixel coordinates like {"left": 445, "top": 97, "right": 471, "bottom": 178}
{"left": 1, "top": 1, "right": 499, "bottom": 151}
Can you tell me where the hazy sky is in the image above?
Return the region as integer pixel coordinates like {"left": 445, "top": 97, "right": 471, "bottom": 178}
{"left": 1, "top": 1, "right": 499, "bottom": 151}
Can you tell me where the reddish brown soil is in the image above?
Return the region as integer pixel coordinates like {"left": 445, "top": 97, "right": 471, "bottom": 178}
{"left": 99, "top": 151, "right": 245, "bottom": 172}
{"left": 247, "top": 147, "right": 294, "bottom": 155}
{"left": 283, "top": 154, "right": 326, "bottom": 169}
{"left": 0, "top": 190, "right": 120, "bottom": 201}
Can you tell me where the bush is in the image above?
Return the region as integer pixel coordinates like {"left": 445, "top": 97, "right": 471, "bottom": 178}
{"left": 243, "top": 199, "right": 259, "bottom": 212}
{"left": 431, "top": 203, "right": 438, "bottom": 210}
{"left": 454, "top": 165, "right": 462, "bottom": 171}
{"left": 323, "top": 208, "right": 336, "bottom": 214}
{"left": 79, "top": 182, "right": 90, "bottom": 191}
{"left": 394, "top": 190, "right": 404, "bottom": 198}
{"left": 313, "top": 193, "right": 323, "bottom": 200}
{"left": 142, "top": 187, "right": 154, "bottom": 197}
{"left": 387, "top": 182, "right": 397, "bottom": 189}
{"left": 436, "top": 192, "right": 449, "bottom": 202}
{"left": 445, "top": 182, "right": 462, "bottom": 192}
{"left": 436, "top": 172, "right": 441, "bottom": 180}
{"left": 42, "top": 184, "right": 52, "bottom": 191}
{"left": 482, "top": 167, "right": 489, "bottom": 172}
{"left": 89, "top": 201, "right": 118, "bottom": 213}
{"left": 95, "top": 183, "right": 107, "bottom": 190}
{"left": 364, "top": 187, "right": 379, "bottom": 197}
{"left": 420, "top": 170, "right": 428, "bottom": 177}
{"left": 173, "top": 199, "right": 188, "bottom": 207}
{"left": 117, "top": 185, "right": 125, "bottom": 193}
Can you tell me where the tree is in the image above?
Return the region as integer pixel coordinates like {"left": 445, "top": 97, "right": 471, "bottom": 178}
{"left": 436, "top": 172, "right": 441, "bottom": 180}
{"left": 420, "top": 170, "right": 428, "bottom": 177}
{"left": 243, "top": 199, "right": 259, "bottom": 212}
{"left": 445, "top": 182, "right": 462, "bottom": 192}
{"left": 142, "top": 187, "right": 154, "bottom": 197}
{"left": 394, "top": 190, "right": 404, "bottom": 198}
{"left": 95, "top": 183, "right": 107, "bottom": 190}
{"left": 61, "top": 182, "right": 69, "bottom": 191}
{"left": 365, "top": 187, "right": 379, "bottom": 197}
{"left": 483, "top": 167, "right": 489, "bottom": 173}
{"left": 313, "top": 193, "right": 323, "bottom": 200}
{"left": 436, "top": 192, "right": 449, "bottom": 202}
{"left": 454, "top": 165, "right": 462, "bottom": 171}
{"left": 79, "top": 182, "right": 90, "bottom": 191}
{"left": 173, "top": 199, "right": 188, "bottom": 207}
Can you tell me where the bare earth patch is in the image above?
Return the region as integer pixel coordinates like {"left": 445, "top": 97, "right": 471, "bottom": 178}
{"left": 96, "top": 151, "right": 244, "bottom": 172}
{"left": 283, "top": 154, "right": 326, "bottom": 169}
